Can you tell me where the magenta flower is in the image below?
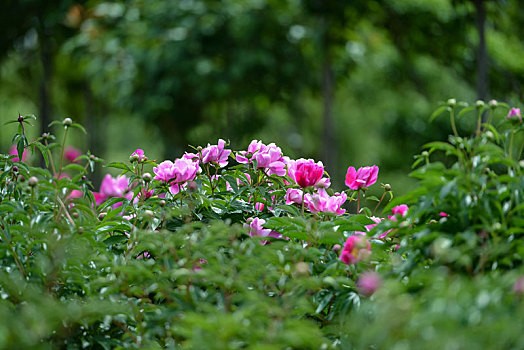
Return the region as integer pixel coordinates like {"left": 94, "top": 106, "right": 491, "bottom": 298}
{"left": 439, "top": 212, "right": 449, "bottom": 217}
{"left": 9, "top": 145, "right": 28, "bottom": 162}
{"left": 287, "top": 158, "right": 325, "bottom": 188}
{"left": 357, "top": 271, "right": 382, "bottom": 296}
{"left": 65, "top": 147, "right": 82, "bottom": 163}
{"left": 345, "top": 165, "right": 379, "bottom": 190}
{"left": 200, "top": 139, "right": 231, "bottom": 167}
{"left": 285, "top": 188, "right": 304, "bottom": 205}
{"left": 339, "top": 235, "right": 371, "bottom": 265}
{"left": 507, "top": 108, "right": 522, "bottom": 122}
{"left": 130, "top": 149, "right": 147, "bottom": 162}
{"left": 304, "top": 189, "right": 347, "bottom": 215}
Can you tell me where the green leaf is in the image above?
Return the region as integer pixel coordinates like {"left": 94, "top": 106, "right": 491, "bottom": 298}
{"left": 103, "top": 234, "right": 129, "bottom": 246}
{"left": 71, "top": 123, "right": 87, "bottom": 134}
{"left": 104, "top": 162, "right": 133, "bottom": 173}
{"left": 457, "top": 106, "right": 475, "bottom": 118}
{"left": 33, "top": 142, "right": 49, "bottom": 168}
{"left": 429, "top": 106, "right": 449, "bottom": 122}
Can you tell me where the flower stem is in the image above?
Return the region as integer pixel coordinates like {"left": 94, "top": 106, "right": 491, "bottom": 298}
{"left": 357, "top": 190, "right": 361, "bottom": 214}
{"left": 372, "top": 190, "right": 386, "bottom": 216}
{"left": 58, "top": 127, "right": 69, "bottom": 177}
{"left": 450, "top": 108, "right": 458, "bottom": 138}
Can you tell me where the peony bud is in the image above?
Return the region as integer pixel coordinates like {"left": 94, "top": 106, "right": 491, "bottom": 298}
{"left": 142, "top": 172, "right": 152, "bottom": 182}
{"left": 63, "top": 118, "right": 73, "bottom": 127}
{"left": 447, "top": 98, "right": 456, "bottom": 107}
{"left": 28, "top": 176, "right": 38, "bottom": 187}
{"left": 475, "top": 100, "right": 485, "bottom": 108}
{"left": 18, "top": 115, "right": 24, "bottom": 123}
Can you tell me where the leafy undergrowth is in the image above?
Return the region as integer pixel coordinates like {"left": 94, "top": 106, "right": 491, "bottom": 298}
{"left": 0, "top": 100, "right": 523, "bottom": 349}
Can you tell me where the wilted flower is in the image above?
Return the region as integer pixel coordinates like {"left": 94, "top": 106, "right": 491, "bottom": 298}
{"left": 339, "top": 235, "right": 371, "bottom": 265}
{"left": 345, "top": 165, "right": 379, "bottom": 190}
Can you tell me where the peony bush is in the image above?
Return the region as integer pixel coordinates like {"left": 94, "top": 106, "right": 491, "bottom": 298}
{"left": 0, "top": 100, "right": 523, "bottom": 349}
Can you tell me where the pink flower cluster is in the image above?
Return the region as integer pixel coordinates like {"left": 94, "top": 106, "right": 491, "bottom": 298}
{"left": 236, "top": 140, "right": 286, "bottom": 176}
{"left": 184, "top": 139, "right": 231, "bottom": 167}
{"left": 305, "top": 189, "right": 347, "bottom": 215}
{"left": 244, "top": 217, "right": 283, "bottom": 244}
{"left": 153, "top": 158, "right": 199, "bottom": 194}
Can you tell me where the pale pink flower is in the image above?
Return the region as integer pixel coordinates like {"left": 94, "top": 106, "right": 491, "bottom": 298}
{"left": 357, "top": 271, "right": 382, "bottom": 296}
{"left": 345, "top": 165, "right": 379, "bottom": 190}
{"left": 173, "top": 157, "right": 199, "bottom": 183}
{"left": 9, "top": 145, "right": 28, "bottom": 162}
{"left": 65, "top": 147, "right": 82, "bottom": 163}
{"left": 304, "top": 189, "right": 347, "bottom": 215}
{"left": 339, "top": 235, "right": 371, "bottom": 265}
{"left": 285, "top": 188, "right": 304, "bottom": 205}
{"left": 244, "top": 217, "right": 283, "bottom": 244}
{"left": 513, "top": 276, "right": 524, "bottom": 295}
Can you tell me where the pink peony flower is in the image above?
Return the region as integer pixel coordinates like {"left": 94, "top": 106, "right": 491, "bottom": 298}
{"left": 287, "top": 158, "right": 324, "bottom": 188}
{"left": 9, "top": 145, "right": 28, "bottom": 162}
{"left": 130, "top": 149, "right": 147, "bottom": 162}
{"left": 345, "top": 165, "right": 379, "bottom": 190}
{"left": 244, "top": 217, "right": 283, "bottom": 244}
{"left": 357, "top": 271, "right": 382, "bottom": 296}
{"left": 391, "top": 204, "right": 409, "bottom": 217}
{"left": 236, "top": 140, "right": 286, "bottom": 176}
{"left": 200, "top": 139, "right": 231, "bottom": 167}
{"left": 339, "top": 235, "right": 371, "bottom": 265}
{"left": 355, "top": 216, "right": 383, "bottom": 236}
{"left": 507, "top": 108, "right": 522, "bottom": 122}
{"left": 439, "top": 212, "right": 449, "bottom": 217}
{"left": 285, "top": 188, "right": 304, "bottom": 205}
{"left": 153, "top": 160, "right": 177, "bottom": 182}
{"left": 304, "top": 189, "right": 347, "bottom": 215}
{"left": 64, "top": 147, "right": 82, "bottom": 163}
{"left": 100, "top": 174, "right": 130, "bottom": 198}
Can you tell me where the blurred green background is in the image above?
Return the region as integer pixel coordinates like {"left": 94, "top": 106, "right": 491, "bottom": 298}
{"left": 1, "top": 0, "right": 523, "bottom": 195}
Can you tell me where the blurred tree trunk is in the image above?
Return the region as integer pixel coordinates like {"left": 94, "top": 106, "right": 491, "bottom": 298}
{"left": 473, "top": 0, "right": 489, "bottom": 120}
{"left": 321, "top": 18, "right": 336, "bottom": 179}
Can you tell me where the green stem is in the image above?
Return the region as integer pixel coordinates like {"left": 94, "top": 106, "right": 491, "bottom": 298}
{"left": 58, "top": 127, "right": 69, "bottom": 177}
{"left": 357, "top": 190, "right": 360, "bottom": 214}
{"left": 486, "top": 109, "right": 493, "bottom": 129}
{"left": 372, "top": 190, "right": 386, "bottom": 216}
{"left": 450, "top": 108, "right": 458, "bottom": 138}
{"left": 301, "top": 189, "right": 306, "bottom": 215}
{"left": 509, "top": 132, "right": 514, "bottom": 159}
{"left": 476, "top": 110, "right": 482, "bottom": 137}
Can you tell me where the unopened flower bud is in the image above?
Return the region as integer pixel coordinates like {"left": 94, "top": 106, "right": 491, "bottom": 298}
{"left": 159, "top": 200, "right": 166, "bottom": 208}
{"left": 28, "top": 176, "right": 38, "bottom": 187}
{"left": 422, "top": 151, "right": 429, "bottom": 157}
{"left": 332, "top": 244, "right": 341, "bottom": 251}
{"left": 475, "top": 100, "right": 485, "bottom": 108}
{"left": 142, "top": 172, "right": 152, "bottom": 182}
{"left": 188, "top": 181, "right": 197, "bottom": 192}
{"left": 18, "top": 175, "right": 25, "bottom": 182}
{"left": 12, "top": 166, "right": 18, "bottom": 173}
{"left": 77, "top": 227, "right": 84, "bottom": 234}
{"left": 129, "top": 154, "right": 139, "bottom": 162}
{"left": 81, "top": 175, "right": 87, "bottom": 181}
{"left": 294, "top": 262, "right": 310, "bottom": 276}
{"left": 384, "top": 184, "right": 392, "bottom": 192}
{"left": 42, "top": 132, "right": 49, "bottom": 140}
{"left": 489, "top": 99, "right": 498, "bottom": 108}
{"left": 447, "top": 98, "right": 456, "bottom": 107}
{"left": 144, "top": 210, "right": 154, "bottom": 218}
{"left": 89, "top": 155, "right": 96, "bottom": 161}
{"left": 196, "top": 146, "right": 203, "bottom": 152}
{"left": 63, "top": 118, "right": 73, "bottom": 127}
{"left": 18, "top": 115, "right": 24, "bottom": 123}
{"left": 72, "top": 212, "right": 79, "bottom": 219}
{"left": 98, "top": 212, "right": 106, "bottom": 221}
